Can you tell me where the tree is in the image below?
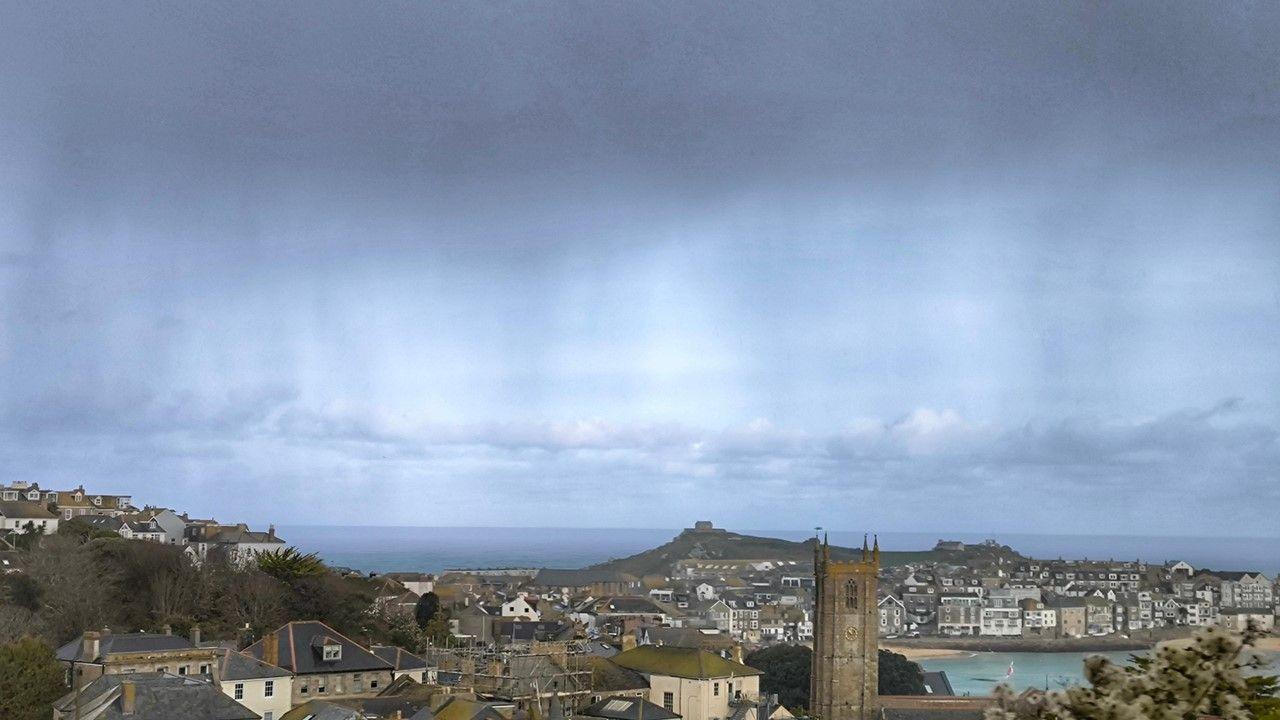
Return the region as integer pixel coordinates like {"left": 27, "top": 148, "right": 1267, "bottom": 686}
{"left": 257, "top": 547, "right": 326, "bottom": 581}
{"left": 415, "top": 591, "right": 441, "bottom": 630}
{"left": 0, "top": 636, "right": 66, "bottom": 720}
{"left": 878, "top": 648, "right": 927, "bottom": 695}
{"left": 423, "top": 610, "right": 452, "bottom": 647}
{"left": 986, "top": 625, "right": 1273, "bottom": 720}
{"left": 748, "top": 645, "right": 813, "bottom": 711}
{"left": 744, "top": 644, "right": 927, "bottom": 712}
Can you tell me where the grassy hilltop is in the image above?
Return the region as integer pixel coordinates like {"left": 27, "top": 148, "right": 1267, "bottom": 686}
{"left": 587, "top": 526, "right": 1022, "bottom": 577}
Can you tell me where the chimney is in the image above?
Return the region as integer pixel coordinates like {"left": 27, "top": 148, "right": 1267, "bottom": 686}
{"left": 621, "top": 632, "right": 637, "bottom": 652}
{"left": 191, "top": 627, "right": 201, "bottom": 646}
{"left": 121, "top": 680, "right": 137, "bottom": 715}
{"left": 264, "top": 631, "right": 280, "bottom": 667}
{"left": 162, "top": 624, "right": 172, "bottom": 636}
{"left": 83, "top": 631, "right": 101, "bottom": 661}
{"left": 730, "top": 645, "right": 744, "bottom": 664}
{"left": 268, "top": 524, "right": 276, "bottom": 539}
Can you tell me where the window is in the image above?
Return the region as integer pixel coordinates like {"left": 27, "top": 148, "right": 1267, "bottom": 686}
{"left": 371, "top": 678, "right": 379, "bottom": 689}
{"left": 265, "top": 680, "right": 274, "bottom": 697}
{"left": 322, "top": 644, "right": 343, "bottom": 661}
{"left": 200, "top": 664, "right": 210, "bottom": 675}
{"left": 318, "top": 679, "right": 327, "bottom": 694}
{"left": 663, "top": 693, "right": 674, "bottom": 711}
{"left": 300, "top": 681, "right": 309, "bottom": 695}
{"left": 264, "top": 714, "right": 273, "bottom": 720}
{"left": 844, "top": 579, "right": 858, "bottom": 609}
{"left": 234, "top": 683, "right": 244, "bottom": 700}
{"left": 714, "top": 683, "right": 720, "bottom": 696}
{"left": 178, "top": 666, "right": 187, "bottom": 675}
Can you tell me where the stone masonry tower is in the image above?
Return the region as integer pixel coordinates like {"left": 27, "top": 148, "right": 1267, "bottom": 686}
{"left": 810, "top": 534, "right": 879, "bottom": 720}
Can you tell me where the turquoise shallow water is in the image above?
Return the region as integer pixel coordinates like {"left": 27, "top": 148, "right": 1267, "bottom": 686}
{"left": 921, "top": 650, "right": 1280, "bottom": 697}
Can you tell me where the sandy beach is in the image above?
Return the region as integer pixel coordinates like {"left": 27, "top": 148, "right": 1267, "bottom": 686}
{"left": 882, "top": 645, "right": 970, "bottom": 660}
{"left": 1158, "top": 636, "right": 1280, "bottom": 653}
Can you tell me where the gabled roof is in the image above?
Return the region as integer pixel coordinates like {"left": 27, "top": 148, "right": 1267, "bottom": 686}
{"left": 432, "top": 697, "right": 510, "bottom": 720}
{"left": 534, "top": 569, "right": 637, "bottom": 587}
{"left": 281, "top": 699, "right": 364, "bottom": 720}
{"left": 244, "top": 621, "right": 394, "bottom": 675}
{"left": 0, "top": 500, "right": 56, "bottom": 519}
{"left": 611, "top": 646, "right": 761, "bottom": 680}
{"left": 580, "top": 696, "right": 681, "bottom": 720}
{"left": 57, "top": 632, "right": 196, "bottom": 663}
{"left": 53, "top": 673, "right": 258, "bottom": 720}
{"left": 218, "top": 650, "right": 293, "bottom": 681}
{"left": 372, "top": 645, "right": 430, "bottom": 671}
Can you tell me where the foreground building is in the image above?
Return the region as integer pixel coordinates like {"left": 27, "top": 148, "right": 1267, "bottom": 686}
{"left": 52, "top": 673, "right": 258, "bottom": 720}
{"left": 244, "top": 620, "right": 395, "bottom": 705}
{"left": 610, "top": 645, "right": 762, "bottom": 720}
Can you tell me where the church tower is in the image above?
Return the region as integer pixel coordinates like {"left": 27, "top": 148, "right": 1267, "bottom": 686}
{"left": 810, "top": 534, "right": 879, "bottom": 720}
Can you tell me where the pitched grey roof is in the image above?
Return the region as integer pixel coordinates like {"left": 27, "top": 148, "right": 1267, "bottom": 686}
{"left": 282, "top": 700, "right": 364, "bottom": 720}
{"left": 580, "top": 696, "right": 681, "bottom": 720}
{"left": 0, "top": 500, "right": 56, "bottom": 519}
{"left": 57, "top": 632, "right": 196, "bottom": 663}
{"left": 53, "top": 673, "right": 258, "bottom": 720}
{"left": 534, "top": 569, "right": 635, "bottom": 587}
{"left": 218, "top": 649, "right": 293, "bottom": 680}
{"left": 244, "top": 621, "right": 393, "bottom": 675}
{"left": 371, "top": 645, "right": 429, "bottom": 671}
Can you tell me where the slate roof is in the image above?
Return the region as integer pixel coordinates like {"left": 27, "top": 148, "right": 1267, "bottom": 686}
{"left": 53, "top": 673, "right": 258, "bottom": 720}
{"left": 244, "top": 621, "right": 394, "bottom": 675}
{"left": 218, "top": 649, "right": 293, "bottom": 681}
{"left": 495, "top": 619, "right": 576, "bottom": 642}
{"left": 610, "top": 646, "right": 761, "bottom": 680}
{"left": 372, "top": 645, "right": 430, "bottom": 671}
{"left": 433, "top": 697, "right": 510, "bottom": 720}
{"left": 57, "top": 632, "right": 196, "bottom": 663}
{"left": 921, "top": 671, "right": 955, "bottom": 696}
{"left": 0, "top": 500, "right": 57, "bottom": 519}
{"left": 588, "top": 657, "right": 650, "bottom": 691}
{"left": 281, "top": 699, "right": 364, "bottom": 720}
{"left": 534, "top": 569, "right": 637, "bottom": 587}
{"left": 580, "top": 696, "right": 681, "bottom": 720}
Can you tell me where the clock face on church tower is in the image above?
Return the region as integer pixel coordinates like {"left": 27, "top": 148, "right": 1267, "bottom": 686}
{"left": 844, "top": 626, "right": 859, "bottom": 641}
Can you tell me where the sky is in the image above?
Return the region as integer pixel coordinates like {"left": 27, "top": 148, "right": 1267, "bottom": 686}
{"left": 1, "top": 2, "right": 1278, "bottom": 535}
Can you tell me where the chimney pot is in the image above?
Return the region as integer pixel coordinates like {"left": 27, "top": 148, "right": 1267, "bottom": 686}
{"left": 121, "top": 680, "right": 137, "bottom": 715}
{"left": 191, "top": 627, "right": 201, "bottom": 646}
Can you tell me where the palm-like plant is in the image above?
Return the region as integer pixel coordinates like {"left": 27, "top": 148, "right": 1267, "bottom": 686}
{"left": 256, "top": 547, "right": 326, "bottom": 581}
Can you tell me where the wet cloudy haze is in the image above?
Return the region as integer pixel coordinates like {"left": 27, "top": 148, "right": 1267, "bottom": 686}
{"left": 1, "top": 2, "right": 1278, "bottom": 532}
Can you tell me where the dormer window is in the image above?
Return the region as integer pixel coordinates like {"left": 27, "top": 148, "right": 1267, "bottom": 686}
{"left": 74, "top": 492, "right": 83, "bottom": 502}
{"left": 323, "top": 643, "right": 342, "bottom": 661}
{"left": 27, "top": 490, "right": 39, "bottom": 500}
{"left": 2, "top": 491, "right": 16, "bottom": 501}
{"left": 92, "top": 496, "right": 102, "bottom": 506}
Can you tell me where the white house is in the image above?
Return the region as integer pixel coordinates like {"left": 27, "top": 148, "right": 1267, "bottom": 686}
{"left": 217, "top": 650, "right": 293, "bottom": 720}
{"left": 0, "top": 500, "right": 60, "bottom": 535}
{"left": 612, "top": 646, "right": 764, "bottom": 720}
{"left": 501, "top": 595, "right": 541, "bottom": 620}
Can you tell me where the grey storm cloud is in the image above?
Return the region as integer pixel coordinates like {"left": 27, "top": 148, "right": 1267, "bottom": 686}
{"left": 1, "top": 1, "right": 1279, "bottom": 531}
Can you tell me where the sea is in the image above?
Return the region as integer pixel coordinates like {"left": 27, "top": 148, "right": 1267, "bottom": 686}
{"left": 275, "top": 526, "right": 1280, "bottom": 576}
{"left": 275, "top": 524, "right": 1280, "bottom": 694}
{"left": 919, "top": 650, "right": 1280, "bottom": 697}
